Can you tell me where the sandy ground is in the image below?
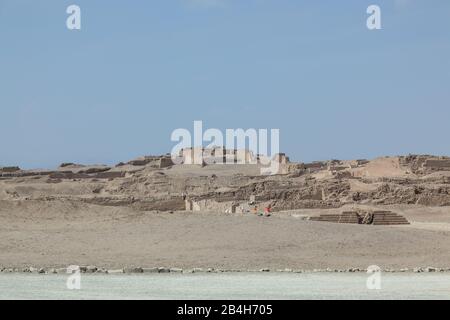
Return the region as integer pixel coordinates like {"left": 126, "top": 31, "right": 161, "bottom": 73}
{"left": 1, "top": 200, "right": 450, "bottom": 270}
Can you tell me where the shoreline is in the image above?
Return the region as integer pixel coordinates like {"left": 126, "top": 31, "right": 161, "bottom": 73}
{"left": 1, "top": 266, "right": 450, "bottom": 275}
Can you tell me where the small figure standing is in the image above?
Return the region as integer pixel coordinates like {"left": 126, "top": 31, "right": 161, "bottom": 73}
{"left": 264, "top": 204, "right": 272, "bottom": 217}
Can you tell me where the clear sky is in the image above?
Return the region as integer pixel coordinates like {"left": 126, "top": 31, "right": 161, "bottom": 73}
{"left": 1, "top": 0, "right": 449, "bottom": 169}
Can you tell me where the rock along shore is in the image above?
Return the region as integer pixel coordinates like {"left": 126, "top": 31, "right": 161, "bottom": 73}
{"left": 1, "top": 266, "right": 449, "bottom": 274}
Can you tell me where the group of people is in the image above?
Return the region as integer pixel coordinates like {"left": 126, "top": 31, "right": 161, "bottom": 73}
{"left": 252, "top": 204, "right": 272, "bottom": 217}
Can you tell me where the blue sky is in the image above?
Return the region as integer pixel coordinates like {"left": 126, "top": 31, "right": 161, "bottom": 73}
{"left": 1, "top": 0, "right": 449, "bottom": 168}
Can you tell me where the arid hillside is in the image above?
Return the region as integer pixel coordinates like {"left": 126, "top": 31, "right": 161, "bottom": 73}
{"left": 2, "top": 153, "right": 450, "bottom": 212}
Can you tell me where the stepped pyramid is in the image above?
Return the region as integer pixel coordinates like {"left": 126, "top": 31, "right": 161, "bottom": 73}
{"left": 309, "top": 210, "right": 409, "bottom": 226}
{"left": 371, "top": 211, "right": 410, "bottom": 225}
{"left": 309, "top": 211, "right": 360, "bottom": 224}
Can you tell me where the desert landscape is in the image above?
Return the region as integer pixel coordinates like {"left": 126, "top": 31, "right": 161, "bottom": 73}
{"left": 1, "top": 150, "right": 450, "bottom": 273}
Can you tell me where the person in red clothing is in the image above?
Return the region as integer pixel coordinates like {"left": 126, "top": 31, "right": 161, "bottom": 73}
{"left": 264, "top": 204, "right": 272, "bottom": 217}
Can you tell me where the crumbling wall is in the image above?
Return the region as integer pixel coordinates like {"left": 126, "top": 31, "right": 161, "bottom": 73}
{"left": 424, "top": 159, "right": 450, "bottom": 171}
{"left": 0, "top": 166, "right": 21, "bottom": 173}
{"left": 187, "top": 199, "right": 236, "bottom": 212}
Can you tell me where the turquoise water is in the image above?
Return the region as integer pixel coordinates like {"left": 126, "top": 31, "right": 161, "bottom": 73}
{"left": 0, "top": 273, "right": 449, "bottom": 300}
